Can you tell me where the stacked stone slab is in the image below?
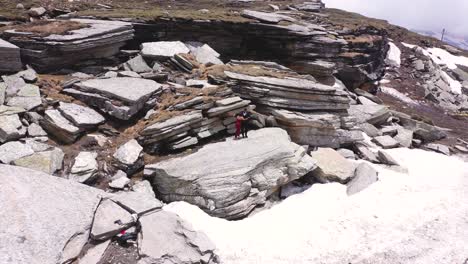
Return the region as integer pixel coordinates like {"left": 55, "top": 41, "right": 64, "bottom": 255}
{"left": 40, "top": 103, "right": 105, "bottom": 144}
{"left": 133, "top": 13, "right": 387, "bottom": 88}
{"left": 224, "top": 65, "right": 362, "bottom": 148}
{"left": 291, "top": 1, "right": 325, "bottom": 12}
{"left": 140, "top": 97, "right": 253, "bottom": 151}
{"left": 64, "top": 77, "right": 162, "bottom": 120}
{"left": 3, "top": 19, "right": 134, "bottom": 72}
{"left": 0, "top": 38, "right": 22, "bottom": 72}
{"left": 226, "top": 71, "right": 350, "bottom": 111}
{"left": 267, "top": 109, "right": 363, "bottom": 148}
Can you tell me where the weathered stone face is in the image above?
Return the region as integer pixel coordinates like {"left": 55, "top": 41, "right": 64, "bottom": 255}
{"left": 66, "top": 77, "right": 162, "bottom": 120}
{"left": 144, "top": 128, "right": 316, "bottom": 219}
{"left": 4, "top": 19, "right": 134, "bottom": 71}
{"left": 0, "top": 165, "right": 103, "bottom": 264}
{"left": 0, "top": 38, "right": 22, "bottom": 72}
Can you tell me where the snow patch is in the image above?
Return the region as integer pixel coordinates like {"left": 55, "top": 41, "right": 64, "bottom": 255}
{"left": 385, "top": 42, "right": 401, "bottom": 67}
{"left": 441, "top": 71, "right": 462, "bottom": 94}
{"left": 401, "top": 42, "right": 416, "bottom": 49}
{"left": 165, "top": 148, "right": 468, "bottom": 264}
{"left": 380, "top": 86, "right": 419, "bottom": 104}
{"left": 425, "top": 47, "right": 468, "bottom": 70}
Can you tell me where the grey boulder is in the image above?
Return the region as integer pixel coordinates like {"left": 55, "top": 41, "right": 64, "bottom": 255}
{"left": 310, "top": 148, "right": 356, "bottom": 183}
{"left": 141, "top": 41, "right": 190, "bottom": 59}
{"left": 0, "top": 141, "right": 34, "bottom": 164}
{"left": 372, "top": 135, "right": 400, "bottom": 149}
{"left": 0, "top": 165, "right": 103, "bottom": 264}
{"left": 113, "top": 139, "right": 144, "bottom": 173}
{"left": 58, "top": 102, "right": 106, "bottom": 129}
{"left": 347, "top": 163, "right": 379, "bottom": 195}
{"left": 144, "top": 128, "right": 316, "bottom": 219}
{"left": 69, "top": 152, "right": 98, "bottom": 183}
{"left": 138, "top": 210, "right": 219, "bottom": 264}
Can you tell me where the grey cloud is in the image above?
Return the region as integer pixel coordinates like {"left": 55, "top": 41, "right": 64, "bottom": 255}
{"left": 323, "top": 0, "right": 468, "bottom": 36}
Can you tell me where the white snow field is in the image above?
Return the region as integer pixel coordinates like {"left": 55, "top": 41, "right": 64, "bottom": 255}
{"left": 165, "top": 148, "right": 468, "bottom": 264}
{"left": 424, "top": 47, "right": 468, "bottom": 70}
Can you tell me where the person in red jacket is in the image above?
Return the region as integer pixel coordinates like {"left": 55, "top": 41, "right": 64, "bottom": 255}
{"left": 235, "top": 114, "right": 244, "bottom": 140}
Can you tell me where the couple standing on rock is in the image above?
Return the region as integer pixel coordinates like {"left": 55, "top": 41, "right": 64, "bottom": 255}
{"left": 235, "top": 108, "right": 251, "bottom": 140}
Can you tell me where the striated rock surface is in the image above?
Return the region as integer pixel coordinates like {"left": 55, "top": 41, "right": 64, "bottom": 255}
{"left": 65, "top": 77, "right": 162, "bottom": 120}
{"left": 226, "top": 71, "right": 350, "bottom": 111}
{"left": 0, "top": 165, "right": 103, "bottom": 264}
{"left": 144, "top": 128, "right": 316, "bottom": 219}
{"left": 58, "top": 102, "right": 106, "bottom": 129}
{"left": 268, "top": 108, "right": 363, "bottom": 147}
{"left": 4, "top": 19, "right": 134, "bottom": 72}
{"left": 0, "top": 38, "right": 22, "bottom": 72}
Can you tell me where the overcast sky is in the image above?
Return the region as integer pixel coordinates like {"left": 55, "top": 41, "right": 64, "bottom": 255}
{"left": 323, "top": 0, "right": 468, "bottom": 36}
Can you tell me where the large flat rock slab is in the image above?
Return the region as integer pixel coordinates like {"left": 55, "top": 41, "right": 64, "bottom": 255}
{"left": 141, "top": 41, "right": 190, "bottom": 59}
{"left": 0, "top": 165, "right": 104, "bottom": 264}
{"left": 4, "top": 19, "right": 134, "bottom": 71}
{"left": 225, "top": 71, "right": 350, "bottom": 111}
{"left": 144, "top": 128, "right": 316, "bottom": 219}
{"left": 67, "top": 77, "right": 162, "bottom": 120}
{"left": 0, "top": 38, "right": 22, "bottom": 72}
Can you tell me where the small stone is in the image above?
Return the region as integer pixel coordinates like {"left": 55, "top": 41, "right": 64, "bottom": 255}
{"left": 69, "top": 152, "right": 98, "bottom": 183}
{"left": 347, "top": 163, "right": 379, "bottom": 195}
{"left": 141, "top": 41, "right": 190, "bottom": 59}
{"left": 28, "top": 7, "right": 47, "bottom": 17}
{"left": 123, "top": 55, "right": 152, "bottom": 73}
{"left": 28, "top": 123, "right": 47, "bottom": 137}
{"left": 118, "top": 71, "right": 141, "bottom": 78}
{"left": 58, "top": 102, "right": 105, "bottom": 128}
{"left": 425, "top": 143, "right": 451, "bottom": 156}
{"left": 337, "top": 148, "right": 356, "bottom": 159}
{"left": 377, "top": 150, "right": 400, "bottom": 166}
{"left": 109, "top": 170, "right": 130, "bottom": 189}
{"left": 355, "top": 143, "right": 379, "bottom": 163}
{"left": 372, "top": 135, "right": 400, "bottom": 149}
{"left": 311, "top": 148, "right": 356, "bottom": 183}
{"left": 113, "top": 139, "right": 143, "bottom": 172}
{"left": 0, "top": 141, "right": 34, "bottom": 164}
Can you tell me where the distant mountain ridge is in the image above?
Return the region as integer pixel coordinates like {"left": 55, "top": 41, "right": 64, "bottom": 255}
{"left": 414, "top": 29, "right": 468, "bottom": 51}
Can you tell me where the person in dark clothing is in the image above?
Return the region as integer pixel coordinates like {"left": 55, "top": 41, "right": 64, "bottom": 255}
{"left": 240, "top": 108, "right": 251, "bottom": 138}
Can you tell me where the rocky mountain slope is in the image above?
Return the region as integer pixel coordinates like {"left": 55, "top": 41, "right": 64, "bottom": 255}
{"left": 0, "top": 1, "right": 467, "bottom": 263}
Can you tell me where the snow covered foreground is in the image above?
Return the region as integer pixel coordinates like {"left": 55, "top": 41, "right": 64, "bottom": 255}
{"left": 165, "top": 148, "right": 468, "bottom": 264}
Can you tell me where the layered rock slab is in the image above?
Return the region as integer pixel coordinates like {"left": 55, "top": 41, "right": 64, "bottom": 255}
{"left": 268, "top": 109, "right": 363, "bottom": 148}
{"left": 65, "top": 77, "right": 162, "bottom": 120}
{"left": 144, "top": 128, "right": 316, "bottom": 219}
{"left": 0, "top": 38, "right": 22, "bottom": 72}
{"left": 4, "top": 19, "right": 134, "bottom": 71}
{"left": 0, "top": 165, "right": 103, "bottom": 264}
{"left": 226, "top": 71, "right": 350, "bottom": 111}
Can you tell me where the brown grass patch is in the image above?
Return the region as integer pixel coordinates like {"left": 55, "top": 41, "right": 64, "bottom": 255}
{"left": 4, "top": 20, "right": 88, "bottom": 37}
{"left": 37, "top": 74, "right": 78, "bottom": 103}
{"left": 203, "top": 64, "right": 297, "bottom": 79}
